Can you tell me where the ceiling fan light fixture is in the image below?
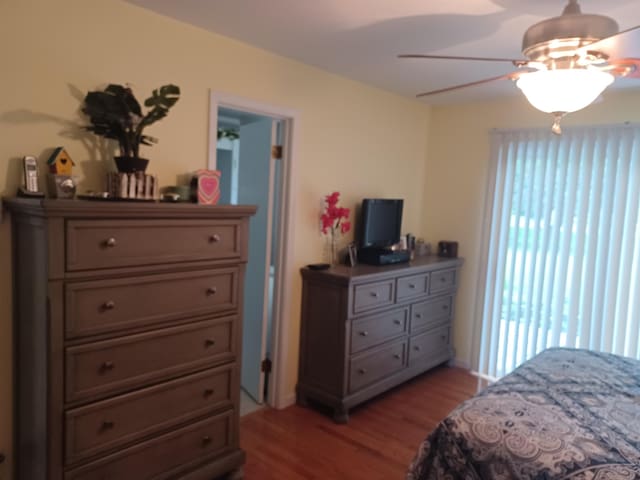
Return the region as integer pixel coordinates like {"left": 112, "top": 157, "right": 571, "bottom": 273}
{"left": 515, "top": 69, "right": 614, "bottom": 114}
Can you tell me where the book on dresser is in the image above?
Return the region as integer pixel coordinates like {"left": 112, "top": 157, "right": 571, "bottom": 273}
{"left": 296, "top": 255, "right": 463, "bottom": 423}
{"left": 6, "top": 198, "right": 256, "bottom": 480}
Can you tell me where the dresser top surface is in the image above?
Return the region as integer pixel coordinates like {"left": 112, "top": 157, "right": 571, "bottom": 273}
{"left": 302, "top": 255, "right": 463, "bottom": 284}
{"left": 4, "top": 198, "right": 257, "bottom": 219}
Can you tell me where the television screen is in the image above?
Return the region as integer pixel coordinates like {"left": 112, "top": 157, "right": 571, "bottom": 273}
{"left": 359, "top": 199, "right": 403, "bottom": 248}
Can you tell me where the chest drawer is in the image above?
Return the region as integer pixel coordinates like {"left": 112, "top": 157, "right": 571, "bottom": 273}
{"left": 66, "top": 317, "right": 235, "bottom": 403}
{"left": 65, "top": 365, "right": 233, "bottom": 464}
{"left": 66, "top": 219, "right": 243, "bottom": 271}
{"left": 350, "top": 308, "right": 408, "bottom": 354}
{"left": 65, "top": 268, "right": 238, "bottom": 339}
{"left": 349, "top": 340, "right": 406, "bottom": 393}
{"left": 396, "top": 273, "right": 429, "bottom": 301}
{"left": 353, "top": 280, "right": 394, "bottom": 314}
{"left": 65, "top": 410, "right": 234, "bottom": 480}
{"left": 409, "top": 325, "right": 450, "bottom": 365}
{"left": 410, "top": 296, "right": 452, "bottom": 333}
{"left": 429, "top": 268, "right": 457, "bottom": 294}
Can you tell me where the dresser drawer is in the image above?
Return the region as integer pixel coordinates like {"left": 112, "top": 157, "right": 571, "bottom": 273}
{"left": 429, "top": 268, "right": 457, "bottom": 294}
{"left": 350, "top": 308, "right": 408, "bottom": 354}
{"left": 65, "top": 268, "right": 238, "bottom": 339}
{"left": 353, "top": 280, "right": 394, "bottom": 314}
{"left": 396, "top": 273, "right": 429, "bottom": 301}
{"left": 66, "top": 219, "right": 243, "bottom": 271}
{"left": 65, "top": 365, "right": 234, "bottom": 464}
{"left": 409, "top": 325, "right": 450, "bottom": 365}
{"left": 66, "top": 317, "right": 235, "bottom": 403}
{"left": 65, "top": 410, "right": 234, "bottom": 480}
{"left": 349, "top": 340, "right": 406, "bottom": 393}
{"left": 410, "top": 296, "right": 452, "bottom": 333}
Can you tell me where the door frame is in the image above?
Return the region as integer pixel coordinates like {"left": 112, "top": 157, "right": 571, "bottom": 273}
{"left": 208, "top": 91, "right": 298, "bottom": 409}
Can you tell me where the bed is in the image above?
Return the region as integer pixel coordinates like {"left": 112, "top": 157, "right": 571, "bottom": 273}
{"left": 407, "top": 348, "right": 640, "bottom": 480}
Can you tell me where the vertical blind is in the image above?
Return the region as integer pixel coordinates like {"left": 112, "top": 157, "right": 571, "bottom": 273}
{"left": 474, "top": 125, "right": 640, "bottom": 379}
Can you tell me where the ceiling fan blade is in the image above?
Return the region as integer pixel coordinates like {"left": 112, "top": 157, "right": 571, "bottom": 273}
{"left": 416, "top": 72, "right": 523, "bottom": 98}
{"left": 579, "top": 25, "right": 640, "bottom": 61}
{"left": 609, "top": 58, "right": 640, "bottom": 78}
{"left": 399, "top": 54, "right": 529, "bottom": 66}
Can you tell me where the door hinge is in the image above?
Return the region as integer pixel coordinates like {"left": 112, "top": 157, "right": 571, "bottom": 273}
{"left": 271, "top": 145, "right": 283, "bottom": 159}
{"left": 261, "top": 358, "right": 272, "bottom": 373}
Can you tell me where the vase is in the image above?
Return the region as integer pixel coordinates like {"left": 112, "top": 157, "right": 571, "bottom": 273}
{"left": 325, "top": 235, "right": 339, "bottom": 265}
{"left": 114, "top": 156, "right": 149, "bottom": 173}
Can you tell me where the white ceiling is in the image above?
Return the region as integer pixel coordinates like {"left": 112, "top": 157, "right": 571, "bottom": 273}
{"left": 127, "top": 0, "right": 640, "bottom": 104}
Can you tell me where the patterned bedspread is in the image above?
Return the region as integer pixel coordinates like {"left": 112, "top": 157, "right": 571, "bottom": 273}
{"left": 407, "top": 348, "right": 640, "bottom": 480}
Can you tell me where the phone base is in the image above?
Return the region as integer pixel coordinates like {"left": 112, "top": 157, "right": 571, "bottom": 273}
{"left": 17, "top": 187, "right": 45, "bottom": 198}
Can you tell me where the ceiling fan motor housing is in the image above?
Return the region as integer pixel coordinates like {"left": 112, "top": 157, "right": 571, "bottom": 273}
{"left": 522, "top": 12, "right": 618, "bottom": 64}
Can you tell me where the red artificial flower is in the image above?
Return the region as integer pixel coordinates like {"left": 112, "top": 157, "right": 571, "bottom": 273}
{"left": 326, "top": 191, "right": 340, "bottom": 207}
{"left": 320, "top": 191, "right": 351, "bottom": 236}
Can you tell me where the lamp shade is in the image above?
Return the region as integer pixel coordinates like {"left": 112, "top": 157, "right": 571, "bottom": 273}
{"left": 516, "top": 69, "right": 614, "bottom": 113}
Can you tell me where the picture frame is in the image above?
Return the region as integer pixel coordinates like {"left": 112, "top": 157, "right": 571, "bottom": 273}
{"left": 347, "top": 243, "right": 358, "bottom": 267}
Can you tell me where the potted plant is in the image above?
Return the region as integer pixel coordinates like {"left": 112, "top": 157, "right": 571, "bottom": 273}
{"left": 82, "top": 83, "right": 180, "bottom": 173}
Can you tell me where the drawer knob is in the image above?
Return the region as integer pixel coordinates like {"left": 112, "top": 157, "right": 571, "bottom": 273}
{"left": 205, "top": 339, "right": 216, "bottom": 348}
{"left": 393, "top": 319, "right": 401, "bottom": 325}
{"left": 393, "top": 354, "right": 401, "bottom": 360}
{"left": 104, "top": 237, "right": 117, "bottom": 248}
{"left": 440, "top": 277, "right": 446, "bottom": 283}
{"left": 101, "top": 420, "right": 115, "bottom": 431}
{"left": 100, "top": 361, "right": 115, "bottom": 372}
{"left": 102, "top": 300, "right": 116, "bottom": 311}
{"left": 359, "top": 331, "right": 369, "bottom": 337}
{"left": 204, "top": 388, "right": 215, "bottom": 398}
{"left": 202, "top": 436, "right": 212, "bottom": 446}
{"left": 414, "top": 346, "right": 421, "bottom": 351}
{"left": 409, "top": 283, "right": 416, "bottom": 289}
{"left": 358, "top": 368, "right": 367, "bottom": 374}
{"left": 415, "top": 313, "right": 422, "bottom": 319}
{"left": 206, "top": 287, "right": 218, "bottom": 296}
{"left": 441, "top": 335, "right": 447, "bottom": 341}
{"left": 209, "top": 234, "right": 221, "bottom": 243}
{"left": 370, "top": 292, "right": 379, "bottom": 298}
{"left": 442, "top": 304, "right": 449, "bottom": 311}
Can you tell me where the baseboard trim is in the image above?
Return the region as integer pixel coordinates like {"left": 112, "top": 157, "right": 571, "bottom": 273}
{"left": 448, "top": 357, "right": 471, "bottom": 370}
{"left": 274, "top": 392, "right": 296, "bottom": 410}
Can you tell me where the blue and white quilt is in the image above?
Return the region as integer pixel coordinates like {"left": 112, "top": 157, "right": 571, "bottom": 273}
{"left": 408, "top": 348, "right": 640, "bottom": 479}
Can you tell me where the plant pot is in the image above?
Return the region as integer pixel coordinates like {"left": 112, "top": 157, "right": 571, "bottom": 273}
{"left": 114, "top": 156, "right": 149, "bottom": 173}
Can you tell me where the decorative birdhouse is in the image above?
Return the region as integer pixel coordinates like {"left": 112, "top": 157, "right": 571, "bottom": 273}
{"left": 47, "top": 147, "right": 75, "bottom": 175}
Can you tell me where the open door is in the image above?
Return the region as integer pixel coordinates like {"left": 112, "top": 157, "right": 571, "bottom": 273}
{"left": 237, "top": 118, "right": 279, "bottom": 403}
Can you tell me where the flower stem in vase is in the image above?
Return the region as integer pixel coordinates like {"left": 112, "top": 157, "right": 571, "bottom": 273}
{"left": 331, "top": 233, "right": 338, "bottom": 265}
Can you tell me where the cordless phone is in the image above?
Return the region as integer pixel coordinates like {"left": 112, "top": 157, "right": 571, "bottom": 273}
{"left": 18, "top": 155, "right": 45, "bottom": 197}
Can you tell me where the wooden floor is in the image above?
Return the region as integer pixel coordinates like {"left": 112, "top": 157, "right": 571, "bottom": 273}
{"left": 240, "top": 366, "right": 478, "bottom": 480}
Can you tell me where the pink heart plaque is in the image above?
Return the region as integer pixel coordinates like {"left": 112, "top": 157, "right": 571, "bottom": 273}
{"left": 195, "top": 169, "right": 221, "bottom": 205}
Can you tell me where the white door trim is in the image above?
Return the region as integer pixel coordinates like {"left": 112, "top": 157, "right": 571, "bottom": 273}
{"left": 208, "top": 91, "right": 299, "bottom": 409}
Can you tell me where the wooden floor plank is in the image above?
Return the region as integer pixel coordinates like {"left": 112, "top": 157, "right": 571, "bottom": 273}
{"left": 240, "top": 366, "right": 477, "bottom": 479}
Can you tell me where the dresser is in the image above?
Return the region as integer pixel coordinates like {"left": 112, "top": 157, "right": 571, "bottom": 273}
{"left": 297, "top": 256, "right": 463, "bottom": 423}
{"left": 6, "top": 199, "right": 256, "bottom": 480}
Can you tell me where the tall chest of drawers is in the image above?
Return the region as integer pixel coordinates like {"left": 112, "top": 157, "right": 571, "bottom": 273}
{"left": 6, "top": 199, "right": 256, "bottom": 480}
{"left": 297, "top": 256, "right": 463, "bottom": 423}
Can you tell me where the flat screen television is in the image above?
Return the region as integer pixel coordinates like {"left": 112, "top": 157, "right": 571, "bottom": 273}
{"left": 359, "top": 198, "right": 403, "bottom": 249}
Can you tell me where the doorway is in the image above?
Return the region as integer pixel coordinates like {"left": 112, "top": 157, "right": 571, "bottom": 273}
{"left": 209, "top": 92, "right": 298, "bottom": 414}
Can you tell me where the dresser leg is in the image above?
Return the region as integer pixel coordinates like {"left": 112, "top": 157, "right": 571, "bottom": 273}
{"left": 333, "top": 406, "right": 349, "bottom": 424}
{"left": 226, "top": 466, "right": 244, "bottom": 480}
{"left": 296, "top": 391, "right": 309, "bottom": 407}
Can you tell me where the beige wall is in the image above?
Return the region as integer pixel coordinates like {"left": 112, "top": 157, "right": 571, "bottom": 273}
{"left": 0, "top": 0, "right": 432, "bottom": 474}
{"left": 425, "top": 90, "right": 640, "bottom": 370}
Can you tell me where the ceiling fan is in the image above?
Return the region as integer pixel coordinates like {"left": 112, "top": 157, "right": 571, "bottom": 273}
{"left": 400, "top": 0, "right": 640, "bottom": 133}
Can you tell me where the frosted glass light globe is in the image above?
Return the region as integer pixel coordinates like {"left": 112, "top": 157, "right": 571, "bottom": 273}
{"left": 516, "top": 69, "right": 614, "bottom": 113}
